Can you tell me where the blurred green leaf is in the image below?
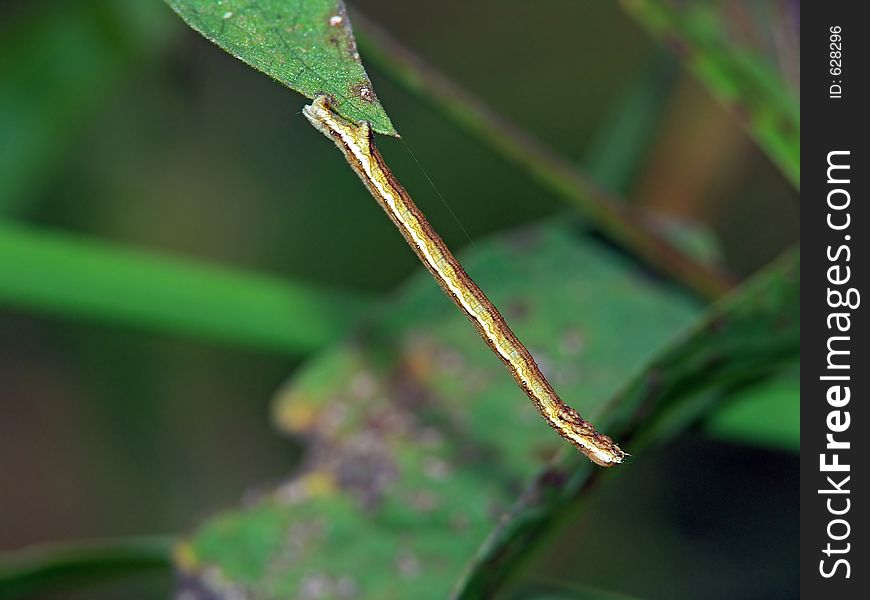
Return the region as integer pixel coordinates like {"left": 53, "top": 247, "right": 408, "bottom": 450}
{"left": 452, "top": 251, "right": 799, "bottom": 598}
{"left": 0, "top": 221, "right": 372, "bottom": 354}
{"left": 166, "top": 0, "right": 396, "bottom": 136}
{"left": 704, "top": 365, "right": 799, "bottom": 451}
{"left": 0, "top": 0, "right": 173, "bottom": 215}
{"left": 652, "top": 217, "right": 723, "bottom": 268}
{"left": 0, "top": 536, "right": 172, "bottom": 600}
{"left": 621, "top": 0, "right": 800, "bottom": 188}
{"left": 175, "top": 219, "right": 700, "bottom": 599}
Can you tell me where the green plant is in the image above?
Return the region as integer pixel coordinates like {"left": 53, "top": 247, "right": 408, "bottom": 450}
{"left": 0, "top": 1, "right": 799, "bottom": 598}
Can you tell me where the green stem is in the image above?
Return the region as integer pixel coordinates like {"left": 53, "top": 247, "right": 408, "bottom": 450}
{"left": 0, "top": 535, "right": 173, "bottom": 599}
{"left": 351, "top": 9, "right": 735, "bottom": 301}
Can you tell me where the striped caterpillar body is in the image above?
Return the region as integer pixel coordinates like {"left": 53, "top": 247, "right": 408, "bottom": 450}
{"left": 303, "top": 96, "right": 625, "bottom": 467}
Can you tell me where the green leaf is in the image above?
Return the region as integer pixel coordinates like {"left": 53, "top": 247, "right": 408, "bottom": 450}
{"left": 704, "top": 365, "right": 799, "bottom": 451}
{"left": 621, "top": 0, "right": 800, "bottom": 188}
{"left": 165, "top": 0, "right": 396, "bottom": 136}
{"left": 452, "top": 251, "right": 799, "bottom": 598}
{"left": 0, "top": 221, "right": 372, "bottom": 354}
{"left": 0, "top": 536, "right": 172, "bottom": 600}
{"left": 176, "top": 219, "right": 700, "bottom": 599}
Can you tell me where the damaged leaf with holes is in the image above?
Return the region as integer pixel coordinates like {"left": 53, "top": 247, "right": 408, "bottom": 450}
{"left": 174, "top": 220, "right": 700, "bottom": 599}
{"left": 166, "top": 0, "right": 397, "bottom": 135}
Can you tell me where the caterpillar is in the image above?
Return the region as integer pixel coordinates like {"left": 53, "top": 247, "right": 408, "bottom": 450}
{"left": 303, "top": 96, "right": 625, "bottom": 467}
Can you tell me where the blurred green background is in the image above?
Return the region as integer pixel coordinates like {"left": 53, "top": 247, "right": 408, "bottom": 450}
{"left": 0, "top": 1, "right": 798, "bottom": 598}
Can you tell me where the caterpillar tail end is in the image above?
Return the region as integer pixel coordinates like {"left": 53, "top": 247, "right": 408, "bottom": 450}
{"left": 585, "top": 439, "right": 628, "bottom": 468}
{"left": 554, "top": 407, "right": 627, "bottom": 467}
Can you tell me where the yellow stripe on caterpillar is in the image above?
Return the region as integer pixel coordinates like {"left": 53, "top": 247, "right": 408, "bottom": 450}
{"left": 302, "top": 96, "right": 625, "bottom": 467}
